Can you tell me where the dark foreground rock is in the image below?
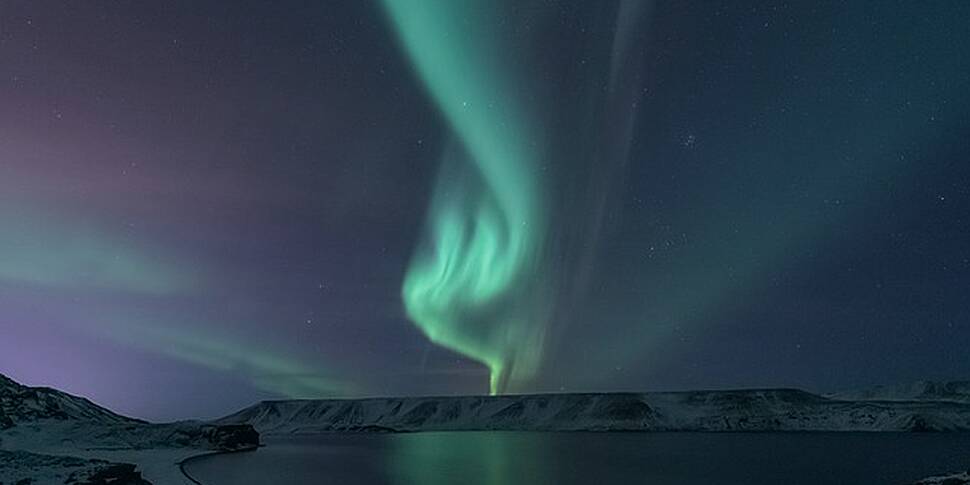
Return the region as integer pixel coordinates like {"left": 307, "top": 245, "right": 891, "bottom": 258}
{"left": 67, "top": 463, "right": 151, "bottom": 485}
{"left": 0, "top": 450, "right": 150, "bottom": 485}
{"left": 201, "top": 424, "right": 260, "bottom": 451}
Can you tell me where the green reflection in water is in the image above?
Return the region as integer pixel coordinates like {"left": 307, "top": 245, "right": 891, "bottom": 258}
{"left": 387, "top": 432, "right": 553, "bottom": 485}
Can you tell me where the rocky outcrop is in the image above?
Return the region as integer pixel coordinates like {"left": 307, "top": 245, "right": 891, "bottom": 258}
{"left": 201, "top": 424, "right": 260, "bottom": 451}
{"left": 66, "top": 462, "right": 152, "bottom": 485}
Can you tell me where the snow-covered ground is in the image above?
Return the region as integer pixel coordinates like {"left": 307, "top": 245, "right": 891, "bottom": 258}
{"left": 913, "top": 470, "right": 970, "bottom": 484}
{"left": 0, "top": 449, "right": 150, "bottom": 484}
{"left": 1, "top": 373, "right": 257, "bottom": 484}
{"left": 0, "top": 425, "right": 229, "bottom": 484}
{"left": 0, "top": 418, "right": 258, "bottom": 484}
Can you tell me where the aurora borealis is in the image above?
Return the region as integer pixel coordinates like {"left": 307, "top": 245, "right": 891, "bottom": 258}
{"left": 2, "top": 1, "right": 970, "bottom": 420}
{"left": 384, "top": 0, "right": 548, "bottom": 394}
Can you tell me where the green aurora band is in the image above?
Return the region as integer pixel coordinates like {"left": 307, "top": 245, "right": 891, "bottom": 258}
{"left": 0, "top": 205, "right": 349, "bottom": 398}
{"left": 0, "top": 210, "right": 189, "bottom": 295}
{"left": 382, "top": 1, "right": 548, "bottom": 394}
{"left": 93, "top": 312, "right": 351, "bottom": 398}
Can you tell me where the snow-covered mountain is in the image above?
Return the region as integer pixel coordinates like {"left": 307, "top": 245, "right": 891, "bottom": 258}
{"left": 0, "top": 373, "right": 259, "bottom": 484}
{"left": 217, "top": 387, "right": 970, "bottom": 434}
{"left": 826, "top": 380, "right": 970, "bottom": 404}
{"left": 0, "top": 373, "right": 258, "bottom": 452}
{"left": 0, "top": 373, "right": 138, "bottom": 429}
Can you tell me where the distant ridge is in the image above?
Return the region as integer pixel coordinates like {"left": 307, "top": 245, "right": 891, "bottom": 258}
{"left": 217, "top": 386, "right": 970, "bottom": 434}
{"left": 826, "top": 381, "right": 970, "bottom": 404}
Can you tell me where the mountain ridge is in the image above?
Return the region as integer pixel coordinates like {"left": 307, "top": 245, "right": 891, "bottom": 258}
{"left": 0, "top": 372, "right": 259, "bottom": 484}
{"left": 217, "top": 385, "right": 970, "bottom": 434}
{"left": 0, "top": 373, "right": 140, "bottom": 429}
{"left": 825, "top": 380, "right": 970, "bottom": 404}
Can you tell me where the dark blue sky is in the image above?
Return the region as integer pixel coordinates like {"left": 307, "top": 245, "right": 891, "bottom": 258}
{"left": 0, "top": 0, "right": 968, "bottom": 421}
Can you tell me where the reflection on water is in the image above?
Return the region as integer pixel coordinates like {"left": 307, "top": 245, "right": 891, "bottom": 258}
{"left": 185, "top": 432, "right": 970, "bottom": 485}
{"left": 389, "top": 432, "right": 552, "bottom": 485}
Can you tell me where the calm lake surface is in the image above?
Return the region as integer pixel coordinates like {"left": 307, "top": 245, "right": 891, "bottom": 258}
{"left": 185, "top": 432, "right": 970, "bottom": 485}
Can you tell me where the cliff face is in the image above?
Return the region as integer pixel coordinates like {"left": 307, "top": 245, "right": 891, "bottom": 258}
{"left": 218, "top": 388, "right": 970, "bottom": 435}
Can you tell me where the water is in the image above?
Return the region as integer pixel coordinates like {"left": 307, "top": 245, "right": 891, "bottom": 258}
{"left": 185, "top": 432, "right": 970, "bottom": 485}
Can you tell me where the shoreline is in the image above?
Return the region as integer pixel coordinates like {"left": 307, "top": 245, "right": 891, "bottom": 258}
{"left": 178, "top": 446, "right": 262, "bottom": 485}
{"left": 174, "top": 432, "right": 970, "bottom": 485}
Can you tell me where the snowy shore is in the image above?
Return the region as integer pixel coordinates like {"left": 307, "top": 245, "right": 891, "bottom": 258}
{"left": 1, "top": 373, "right": 258, "bottom": 484}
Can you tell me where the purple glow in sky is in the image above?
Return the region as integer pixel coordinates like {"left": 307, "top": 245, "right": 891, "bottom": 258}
{"left": 2, "top": 1, "right": 969, "bottom": 421}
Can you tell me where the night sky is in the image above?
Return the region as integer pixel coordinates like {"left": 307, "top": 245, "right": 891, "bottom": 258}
{"left": 1, "top": 1, "right": 969, "bottom": 421}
